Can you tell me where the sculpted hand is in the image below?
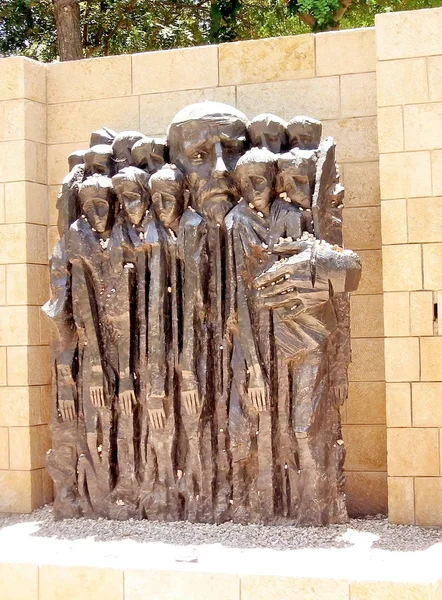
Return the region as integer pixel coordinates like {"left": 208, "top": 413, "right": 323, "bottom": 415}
{"left": 248, "top": 365, "right": 268, "bottom": 412}
{"left": 90, "top": 386, "right": 106, "bottom": 409}
{"left": 181, "top": 371, "right": 202, "bottom": 416}
{"left": 331, "top": 377, "right": 348, "bottom": 406}
{"left": 59, "top": 399, "right": 76, "bottom": 422}
{"left": 147, "top": 394, "right": 166, "bottom": 430}
{"left": 272, "top": 235, "right": 316, "bottom": 256}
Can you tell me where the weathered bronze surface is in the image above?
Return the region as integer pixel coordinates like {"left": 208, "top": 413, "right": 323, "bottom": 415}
{"left": 43, "top": 102, "right": 361, "bottom": 524}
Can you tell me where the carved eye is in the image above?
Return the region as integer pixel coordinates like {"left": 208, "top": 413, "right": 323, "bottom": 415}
{"left": 191, "top": 150, "right": 206, "bottom": 163}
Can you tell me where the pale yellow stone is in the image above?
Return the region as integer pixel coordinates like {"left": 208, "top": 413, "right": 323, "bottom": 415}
{"left": 375, "top": 7, "right": 442, "bottom": 60}
{"left": 432, "top": 150, "right": 442, "bottom": 196}
{"left": 388, "top": 428, "right": 439, "bottom": 476}
{"left": 323, "top": 117, "right": 378, "bottom": 163}
{"left": 23, "top": 57, "right": 46, "bottom": 104}
{"left": 379, "top": 152, "right": 432, "bottom": 200}
{"left": 385, "top": 337, "right": 420, "bottom": 382}
{"left": 381, "top": 199, "right": 407, "bottom": 245}
{"left": 47, "top": 96, "right": 139, "bottom": 144}
{"left": 423, "top": 244, "right": 442, "bottom": 289}
{"left": 388, "top": 476, "right": 415, "bottom": 524}
{"left": 351, "top": 580, "right": 432, "bottom": 599}
{"left": 9, "top": 424, "right": 50, "bottom": 470}
{"left": 25, "top": 140, "right": 47, "bottom": 185}
{"left": 39, "top": 310, "right": 51, "bottom": 345}
{"left": 420, "top": 337, "right": 442, "bottom": 381}
{"left": 48, "top": 225, "right": 60, "bottom": 258}
{"left": 404, "top": 103, "right": 442, "bottom": 151}
{"left": 47, "top": 55, "right": 131, "bottom": 104}
{"left": 0, "top": 57, "right": 45, "bottom": 102}
{"left": 0, "top": 140, "right": 26, "bottom": 182}
{"left": 241, "top": 575, "right": 348, "bottom": 600}
{"left": 383, "top": 292, "right": 410, "bottom": 337}
{"left": 27, "top": 224, "right": 48, "bottom": 265}
{"left": 415, "top": 477, "right": 442, "bottom": 526}
{"left": 410, "top": 291, "right": 434, "bottom": 336}
{"left": 0, "top": 426, "right": 9, "bottom": 469}
{"left": 353, "top": 250, "right": 383, "bottom": 295}
{"left": 412, "top": 383, "right": 442, "bottom": 427}
{"left": 348, "top": 338, "right": 385, "bottom": 382}
{"left": 0, "top": 223, "right": 28, "bottom": 263}
{"left": 345, "top": 471, "right": 387, "bottom": 518}
{"left": 316, "top": 28, "right": 375, "bottom": 76}
{"left": 343, "top": 424, "right": 387, "bottom": 471}
{"left": 382, "top": 244, "right": 422, "bottom": 292}
{"left": 236, "top": 76, "right": 340, "bottom": 122}
{"left": 39, "top": 565, "right": 124, "bottom": 600}
{"left": 0, "top": 469, "right": 39, "bottom": 512}
{"left": 219, "top": 35, "right": 314, "bottom": 86}
{"left": 342, "top": 162, "right": 380, "bottom": 207}
{"left": 140, "top": 86, "right": 236, "bottom": 137}
{"left": 5, "top": 182, "right": 48, "bottom": 225}
{"left": 125, "top": 569, "right": 239, "bottom": 600}
{"left": 350, "top": 294, "right": 384, "bottom": 338}
{"left": 6, "top": 264, "right": 49, "bottom": 305}
{"left": 0, "top": 264, "right": 5, "bottom": 305}
{"left": 341, "top": 72, "right": 377, "bottom": 118}
{"left": 343, "top": 206, "right": 381, "bottom": 250}
{"left": 49, "top": 185, "right": 59, "bottom": 226}
{"left": 133, "top": 45, "right": 218, "bottom": 95}
{"left": 0, "top": 386, "right": 50, "bottom": 427}
{"left": 0, "top": 306, "right": 40, "bottom": 346}
{"left": 1, "top": 99, "right": 46, "bottom": 144}
{"left": 0, "top": 563, "right": 39, "bottom": 600}
{"left": 47, "top": 141, "right": 89, "bottom": 186}
{"left": 0, "top": 347, "right": 6, "bottom": 386}
{"left": 377, "top": 58, "right": 428, "bottom": 107}
{"left": 41, "top": 465, "right": 54, "bottom": 504}
{"left": 377, "top": 106, "right": 404, "bottom": 153}
{"left": 428, "top": 55, "right": 442, "bottom": 102}
{"left": 7, "top": 346, "right": 51, "bottom": 386}
{"left": 386, "top": 382, "right": 411, "bottom": 427}
{"left": 346, "top": 381, "right": 386, "bottom": 425}
{"left": 0, "top": 183, "right": 5, "bottom": 222}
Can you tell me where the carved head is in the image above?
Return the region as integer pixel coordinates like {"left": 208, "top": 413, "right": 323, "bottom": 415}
{"left": 84, "top": 145, "right": 114, "bottom": 177}
{"left": 287, "top": 116, "right": 322, "bottom": 150}
{"left": 149, "top": 164, "right": 185, "bottom": 229}
{"left": 234, "top": 148, "right": 277, "bottom": 214}
{"left": 248, "top": 113, "right": 287, "bottom": 154}
{"left": 112, "top": 166, "right": 150, "bottom": 226}
{"left": 78, "top": 176, "right": 114, "bottom": 234}
{"left": 168, "top": 102, "right": 248, "bottom": 224}
{"left": 277, "top": 150, "right": 317, "bottom": 209}
{"left": 111, "top": 131, "right": 145, "bottom": 172}
{"left": 131, "top": 137, "right": 168, "bottom": 174}
{"left": 89, "top": 127, "right": 117, "bottom": 147}
{"left": 68, "top": 150, "right": 86, "bottom": 172}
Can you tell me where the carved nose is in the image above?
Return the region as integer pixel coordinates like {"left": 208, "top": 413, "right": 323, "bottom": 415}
{"left": 213, "top": 154, "right": 228, "bottom": 178}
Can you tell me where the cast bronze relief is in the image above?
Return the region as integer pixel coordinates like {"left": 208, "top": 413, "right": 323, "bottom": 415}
{"left": 43, "top": 102, "right": 361, "bottom": 525}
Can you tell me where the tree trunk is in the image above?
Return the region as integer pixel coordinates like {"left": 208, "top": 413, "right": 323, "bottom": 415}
{"left": 52, "top": 0, "right": 83, "bottom": 61}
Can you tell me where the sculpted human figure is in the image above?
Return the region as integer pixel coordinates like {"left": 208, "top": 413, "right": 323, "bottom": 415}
{"left": 111, "top": 131, "right": 145, "bottom": 172}
{"left": 248, "top": 113, "right": 287, "bottom": 154}
{"left": 286, "top": 115, "right": 322, "bottom": 151}
{"left": 56, "top": 150, "right": 86, "bottom": 237}
{"left": 131, "top": 137, "right": 168, "bottom": 175}
{"left": 90, "top": 127, "right": 116, "bottom": 147}
{"left": 84, "top": 145, "right": 114, "bottom": 178}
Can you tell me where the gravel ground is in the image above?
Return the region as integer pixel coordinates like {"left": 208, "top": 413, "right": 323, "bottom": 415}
{"left": 1, "top": 505, "right": 441, "bottom": 553}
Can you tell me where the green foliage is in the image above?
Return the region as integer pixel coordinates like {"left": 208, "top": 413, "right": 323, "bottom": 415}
{"left": 289, "top": 0, "right": 340, "bottom": 29}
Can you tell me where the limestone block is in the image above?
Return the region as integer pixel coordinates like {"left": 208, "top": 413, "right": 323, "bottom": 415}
{"left": 27, "top": 224, "right": 48, "bottom": 265}
{"left": 42, "top": 465, "right": 54, "bottom": 504}
{"left": 0, "top": 347, "right": 6, "bottom": 386}
{"left": 382, "top": 245, "right": 422, "bottom": 292}
{"left": 133, "top": 45, "right": 218, "bottom": 95}
{"left": 219, "top": 35, "right": 314, "bottom": 86}
{"left": 346, "top": 381, "right": 386, "bottom": 425}
{"left": 348, "top": 338, "right": 385, "bottom": 382}
{"left": 48, "top": 225, "right": 60, "bottom": 258}
{"left": 414, "top": 477, "right": 442, "bottom": 526}
{"left": 343, "top": 206, "right": 381, "bottom": 251}
{"left": 377, "top": 106, "right": 404, "bottom": 153}
{"left": 0, "top": 140, "right": 26, "bottom": 182}
{"left": 384, "top": 337, "right": 419, "bottom": 382}
{"left": 0, "top": 57, "right": 45, "bottom": 103}
{"left": 25, "top": 141, "right": 47, "bottom": 185}
{"left": 386, "top": 382, "right": 411, "bottom": 427}
{"left": 353, "top": 250, "right": 383, "bottom": 295}
{"left": 5, "top": 182, "right": 48, "bottom": 225}
{"left": 241, "top": 575, "right": 349, "bottom": 600}
{"left": 420, "top": 337, "right": 442, "bottom": 381}
{"left": 375, "top": 7, "right": 442, "bottom": 60}
{"left": 49, "top": 185, "right": 59, "bottom": 227}
{"left": 404, "top": 103, "right": 442, "bottom": 151}
{"left": 0, "top": 469, "right": 40, "bottom": 512}
{"left": 377, "top": 58, "right": 428, "bottom": 107}
{"left": 345, "top": 471, "right": 387, "bottom": 517}
{"left": 0, "top": 265, "right": 5, "bottom": 305}
{"left": 343, "top": 425, "right": 387, "bottom": 471}
{"left": 342, "top": 162, "right": 380, "bottom": 207}
{"left": 412, "top": 383, "right": 442, "bottom": 427}
{"left": 388, "top": 476, "right": 415, "bottom": 524}
{"left": 323, "top": 117, "right": 378, "bottom": 163}
{"left": 8, "top": 424, "right": 50, "bottom": 470}
{"left": 316, "top": 28, "right": 375, "bottom": 76}
{"left": 47, "top": 97, "right": 139, "bottom": 144}
{"left": 350, "top": 294, "right": 384, "bottom": 338}
{"left": 0, "top": 100, "right": 46, "bottom": 144}
{"left": 0, "top": 386, "right": 50, "bottom": 427}
{"left": 423, "top": 244, "right": 442, "bottom": 289}
{"left": 236, "top": 77, "right": 340, "bottom": 122}
{"left": 140, "top": 87, "right": 236, "bottom": 137}
{"left": 39, "top": 565, "right": 124, "bottom": 600}
{"left": 0, "top": 426, "right": 9, "bottom": 468}
{"left": 381, "top": 199, "right": 407, "bottom": 245}
{"left": 428, "top": 55, "right": 442, "bottom": 102}
{"left": 383, "top": 292, "right": 410, "bottom": 337}
{"left": 0, "top": 224, "right": 28, "bottom": 263}
{"left": 388, "top": 428, "right": 439, "bottom": 476}
{"left": 6, "top": 264, "right": 49, "bottom": 306}
{"left": 351, "top": 581, "right": 432, "bottom": 599}
{"left": 7, "top": 346, "right": 51, "bottom": 386}
{"left": 379, "top": 152, "right": 432, "bottom": 200}
{"left": 0, "top": 563, "right": 39, "bottom": 600}
{"left": 341, "top": 72, "right": 377, "bottom": 118}
{"left": 431, "top": 150, "right": 442, "bottom": 197}
{"left": 125, "top": 570, "right": 239, "bottom": 600}
{"left": 410, "top": 292, "right": 434, "bottom": 336}
{"left": 0, "top": 306, "right": 40, "bottom": 346}
{"left": 0, "top": 183, "right": 4, "bottom": 223}
{"left": 47, "top": 55, "right": 131, "bottom": 104}
{"left": 47, "top": 141, "right": 89, "bottom": 186}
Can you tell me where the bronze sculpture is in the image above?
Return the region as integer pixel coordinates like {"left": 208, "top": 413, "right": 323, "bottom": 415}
{"left": 43, "top": 101, "right": 361, "bottom": 525}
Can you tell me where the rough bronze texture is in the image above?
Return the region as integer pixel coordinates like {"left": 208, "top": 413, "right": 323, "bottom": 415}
{"left": 43, "top": 103, "right": 361, "bottom": 524}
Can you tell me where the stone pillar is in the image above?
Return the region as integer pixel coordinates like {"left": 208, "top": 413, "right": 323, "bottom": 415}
{"left": 0, "top": 57, "right": 52, "bottom": 512}
{"left": 376, "top": 8, "right": 442, "bottom": 526}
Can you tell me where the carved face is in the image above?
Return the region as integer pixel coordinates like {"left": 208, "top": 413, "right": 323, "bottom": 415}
{"left": 84, "top": 151, "right": 113, "bottom": 177}
{"left": 278, "top": 164, "right": 312, "bottom": 209}
{"left": 288, "top": 124, "right": 321, "bottom": 151}
{"left": 235, "top": 163, "right": 275, "bottom": 213}
{"left": 81, "top": 191, "right": 112, "bottom": 233}
{"left": 169, "top": 117, "right": 247, "bottom": 223}
{"left": 151, "top": 179, "right": 184, "bottom": 229}
{"left": 132, "top": 139, "right": 167, "bottom": 175}
{"left": 249, "top": 120, "right": 286, "bottom": 154}
{"left": 117, "top": 179, "right": 148, "bottom": 226}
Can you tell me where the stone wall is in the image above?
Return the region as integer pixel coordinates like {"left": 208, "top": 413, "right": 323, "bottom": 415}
{"left": 1, "top": 8, "right": 440, "bottom": 521}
